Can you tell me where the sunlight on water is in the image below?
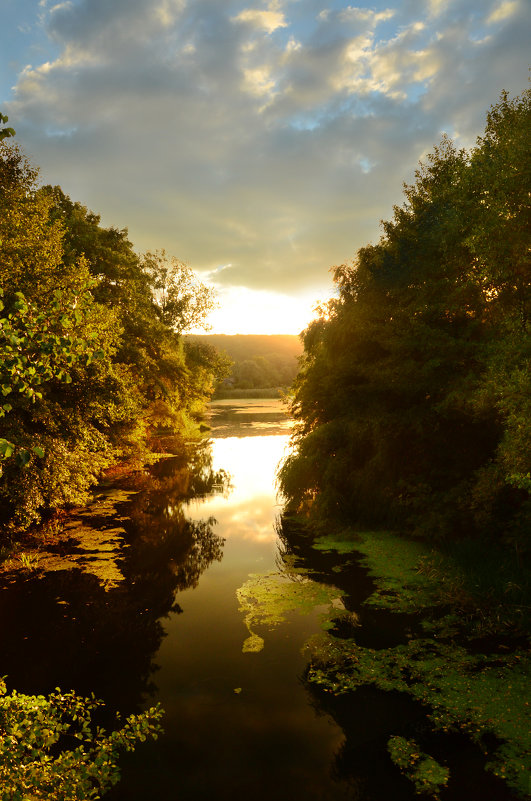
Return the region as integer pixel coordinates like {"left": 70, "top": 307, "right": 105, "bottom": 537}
{"left": 187, "top": 434, "right": 291, "bottom": 544}
{"left": 141, "top": 410, "right": 353, "bottom": 801}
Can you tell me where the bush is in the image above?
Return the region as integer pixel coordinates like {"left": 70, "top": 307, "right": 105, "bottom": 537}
{"left": 0, "top": 679, "right": 163, "bottom": 801}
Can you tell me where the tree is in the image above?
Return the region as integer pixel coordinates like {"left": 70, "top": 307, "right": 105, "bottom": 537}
{"left": 466, "top": 88, "right": 530, "bottom": 331}
{"left": 279, "top": 87, "right": 530, "bottom": 545}
{"left": 0, "top": 142, "right": 127, "bottom": 531}
{"left": 1, "top": 137, "right": 224, "bottom": 533}
{"left": 0, "top": 113, "right": 15, "bottom": 142}
{"left": 0, "top": 282, "right": 110, "bottom": 472}
{"left": 0, "top": 144, "right": 67, "bottom": 301}
{"left": 142, "top": 250, "right": 216, "bottom": 334}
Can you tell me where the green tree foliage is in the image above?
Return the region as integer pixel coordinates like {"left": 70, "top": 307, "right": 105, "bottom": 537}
{"left": 188, "top": 334, "right": 302, "bottom": 391}
{"left": 0, "top": 113, "right": 15, "bottom": 142}
{"left": 0, "top": 679, "right": 162, "bottom": 800}
{"left": 41, "top": 186, "right": 169, "bottom": 387}
{"left": 0, "top": 145, "right": 68, "bottom": 300}
{"left": 142, "top": 249, "right": 216, "bottom": 334}
{"left": 0, "top": 139, "right": 223, "bottom": 534}
{"left": 279, "top": 88, "right": 530, "bottom": 548}
{"left": 0, "top": 283, "right": 108, "bottom": 471}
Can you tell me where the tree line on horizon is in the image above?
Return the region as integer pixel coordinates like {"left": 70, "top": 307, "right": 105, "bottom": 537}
{"left": 279, "top": 87, "right": 530, "bottom": 552}
{"left": 187, "top": 333, "right": 303, "bottom": 391}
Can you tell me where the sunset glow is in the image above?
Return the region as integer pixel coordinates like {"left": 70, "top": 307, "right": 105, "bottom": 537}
{"left": 194, "top": 285, "right": 328, "bottom": 336}
{"left": 2, "top": 0, "right": 527, "bottom": 335}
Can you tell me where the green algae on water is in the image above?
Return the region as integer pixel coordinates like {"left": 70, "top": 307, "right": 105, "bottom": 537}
{"left": 354, "top": 531, "right": 440, "bottom": 612}
{"left": 314, "top": 530, "right": 440, "bottom": 612}
{"left": 387, "top": 736, "right": 450, "bottom": 798}
{"left": 236, "top": 569, "right": 343, "bottom": 653}
{"left": 306, "top": 624, "right": 531, "bottom": 795}
{"left": 312, "top": 533, "right": 360, "bottom": 555}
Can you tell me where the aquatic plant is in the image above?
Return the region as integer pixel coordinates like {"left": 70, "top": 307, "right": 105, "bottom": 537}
{"left": 313, "top": 530, "right": 439, "bottom": 612}
{"left": 17, "top": 551, "right": 40, "bottom": 570}
{"left": 237, "top": 569, "right": 342, "bottom": 653}
{"left": 387, "top": 736, "right": 449, "bottom": 797}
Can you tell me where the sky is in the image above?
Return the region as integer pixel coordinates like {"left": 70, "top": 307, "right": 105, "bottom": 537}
{"left": 1, "top": 0, "right": 529, "bottom": 334}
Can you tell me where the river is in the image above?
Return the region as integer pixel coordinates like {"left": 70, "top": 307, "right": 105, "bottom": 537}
{"left": 109, "top": 398, "right": 353, "bottom": 800}
{"left": 0, "top": 399, "right": 352, "bottom": 800}
{"left": 0, "top": 398, "right": 517, "bottom": 801}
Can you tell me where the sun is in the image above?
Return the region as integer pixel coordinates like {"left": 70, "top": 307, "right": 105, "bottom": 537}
{"left": 192, "top": 285, "right": 327, "bottom": 336}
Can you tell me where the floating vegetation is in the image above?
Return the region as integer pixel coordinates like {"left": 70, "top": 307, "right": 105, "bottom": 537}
{"left": 312, "top": 533, "right": 360, "bottom": 555}
{"left": 387, "top": 736, "right": 449, "bottom": 798}
{"left": 304, "top": 527, "right": 531, "bottom": 797}
{"left": 314, "top": 530, "right": 438, "bottom": 612}
{"left": 308, "top": 632, "right": 531, "bottom": 796}
{"left": 242, "top": 632, "right": 265, "bottom": 653}
{"left": 236, "top": 569, "right": 343, "bottom": 653}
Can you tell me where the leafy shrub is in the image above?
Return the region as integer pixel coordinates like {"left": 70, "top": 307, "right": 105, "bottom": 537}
{"left": 0, "top": 679, "right": 163, "bottom": 801}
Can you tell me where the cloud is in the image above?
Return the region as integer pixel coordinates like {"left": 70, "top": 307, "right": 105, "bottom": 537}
{"left": 487, "top": 0, "right": 520, "bottom": 24}
{"left": 4, "top": 0, "right": 529, "bottom": 300}
{"left": 233, "top": 7, "right": 288, "bottom": 34}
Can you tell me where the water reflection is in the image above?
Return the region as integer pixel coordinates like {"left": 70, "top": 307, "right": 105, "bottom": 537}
{"left": 0, "top": 439, "right": 227, "bottom": 709}
{"left": 107, "top": 401, "right": 358, "bottom": 801}
{"left": 1, "top": 399, "right": 370, "bottom": 801}
{"left": 187, "top": 435, "right": 291, "bottom": 544}
{"left": 121, "top": 446, "right": 227, "bottom": 593}
{"left": 206, "top": 398, "right": 293, "bottom": 438}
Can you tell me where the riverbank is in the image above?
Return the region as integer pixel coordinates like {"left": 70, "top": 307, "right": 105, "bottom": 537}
{"left": 0, "top": 430, "right": 203, "bottom": 583}
{"left": 278, "top": 521, "right": 531, "bottom": 799}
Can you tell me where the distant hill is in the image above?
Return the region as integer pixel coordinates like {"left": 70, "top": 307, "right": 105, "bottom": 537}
{"left": 186, "top": 334, "right": 303, "bottom": 393}
{"left": 187, "top": 334, "right": 303, "bottom": 360}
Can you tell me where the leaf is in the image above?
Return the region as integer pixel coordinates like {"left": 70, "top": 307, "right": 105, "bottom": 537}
{"left": 32, "top": 446, "right": 45, "bottom": 458}
{"left": 16, "top": 450, "right": 32, "bottom": 467}
{"left": 0, "top": 439, "right": 15, "bottom": 459}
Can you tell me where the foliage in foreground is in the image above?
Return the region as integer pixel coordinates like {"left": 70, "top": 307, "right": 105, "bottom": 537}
{"left": 0, "top": 679, "right": 163, "bottom": 800}
{"left": 279, "top": 87, "right": 531, "bottom": 549}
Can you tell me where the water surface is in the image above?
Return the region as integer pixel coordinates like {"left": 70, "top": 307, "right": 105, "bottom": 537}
{"left": 1, "top": 399, "right": 515, "bottom": 800}
{"left": 108, "top": 399, "right": 352, "bottom": 800}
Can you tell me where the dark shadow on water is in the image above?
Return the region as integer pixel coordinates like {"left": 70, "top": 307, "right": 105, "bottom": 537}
{"left": 0, "top": 442, "right": 225, "bottom": 711}
{"left": 276, "top": 515, "right": 522, "bottom": 801}
{"left": 307, "top": 684, "right": 517, "bottom": 801}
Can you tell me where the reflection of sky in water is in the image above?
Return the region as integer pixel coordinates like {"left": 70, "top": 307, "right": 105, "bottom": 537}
{"left": 187, "top": 435, "right": 291, "bottom": 543}
{"left": 111, "top": 411, "right": 353, "bottom": 801}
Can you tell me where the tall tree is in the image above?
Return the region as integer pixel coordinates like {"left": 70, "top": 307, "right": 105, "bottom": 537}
{"left": 280, "top": 88, "right": 530, "bottom": 546}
